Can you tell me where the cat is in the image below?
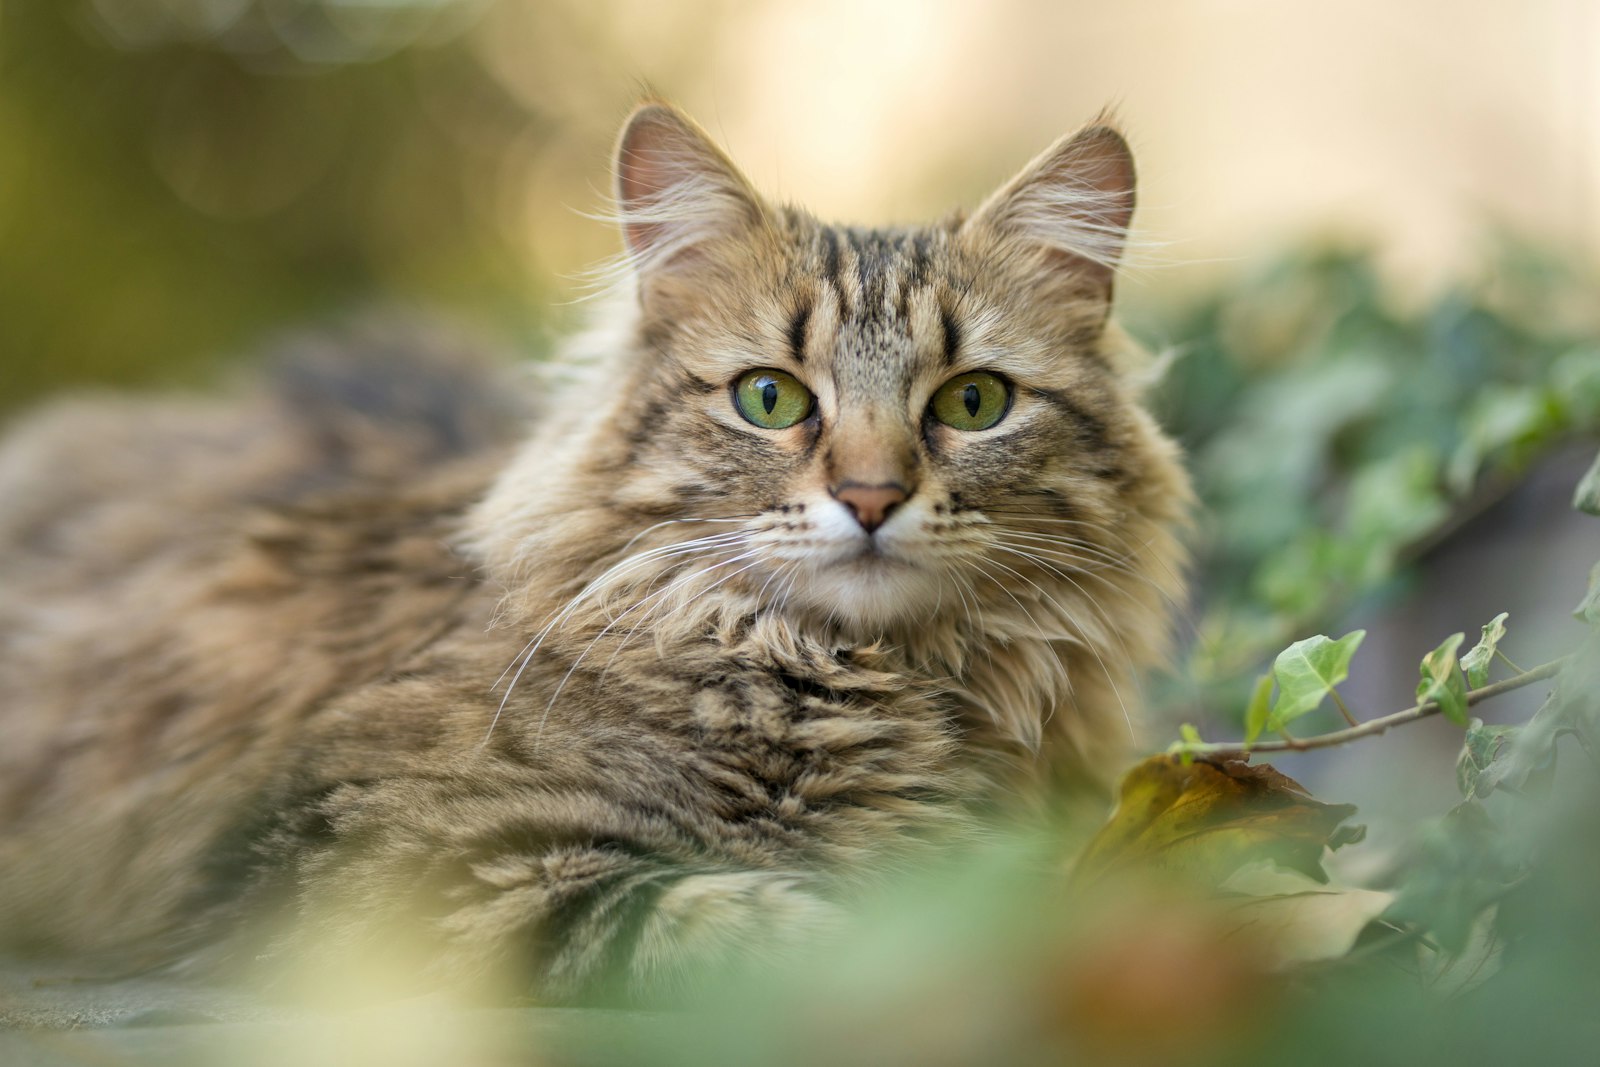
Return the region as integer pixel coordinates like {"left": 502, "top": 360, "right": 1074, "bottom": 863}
{"left": 0, "top": 103, "right": 1189, "bottom": 1005}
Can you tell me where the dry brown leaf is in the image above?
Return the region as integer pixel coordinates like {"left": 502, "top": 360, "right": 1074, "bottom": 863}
{"left": 1072, "top": 755, "right": 1363, "bottom": 891}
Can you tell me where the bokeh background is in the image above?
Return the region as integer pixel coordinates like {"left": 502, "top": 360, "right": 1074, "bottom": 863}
{"left": 3, "top": 0, "right": 1595, "bottom": 404}
{"left": 2, "top": 0, "right": 1598, "bottom": 876}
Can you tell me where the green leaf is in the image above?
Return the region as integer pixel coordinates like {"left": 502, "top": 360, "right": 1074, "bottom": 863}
{"left": 1576, "top": 561, "right": 1600, "bottom": 626}
{"left": 1417, "top": 632, "right": 1469, "bottom": 726}
{"left": 1167, "top": 722, "right": 1204, "bottom": 766}
{"left": 1385, "top": 803, "right": 1522, "bottom": 954}
{"left": 1468, "top": 634, "right": 1600, "bottom": 798}
{"left": 1573, "top": 448, "right": 1600, "bottom": 516}
{"left": 1460, "top": 612, "right": 1509, "bottom": 688}
{"left": 1268, "top": 631, "right": 1366, "bottom": 732}
{"left": 1242, "top": 673, "right": 1274, "bottom": 746}
{"left": 1456, "top": 717, "right": 1520, "bottom": 798}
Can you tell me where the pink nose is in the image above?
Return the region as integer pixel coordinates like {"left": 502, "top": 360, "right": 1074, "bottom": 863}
{"left": 832, "top": 482, "right": 909, "bottom": 533}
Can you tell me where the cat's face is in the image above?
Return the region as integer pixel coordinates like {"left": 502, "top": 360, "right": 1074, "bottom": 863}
{"left": 610, "top": 224, "right": 1140, "bottom": 633}
{"left": 587, "top": 105, "right": 1176, "bottom": 637}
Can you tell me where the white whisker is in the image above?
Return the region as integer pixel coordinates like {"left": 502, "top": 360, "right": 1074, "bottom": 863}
{"left": 534, "top": 548, "right": 760, "bottom": 747}
{"left": 979, "top": 551, "right": 1136, "bottom": 742}
{"left": 481, "top": 526, "right": 755, "bottom": 743}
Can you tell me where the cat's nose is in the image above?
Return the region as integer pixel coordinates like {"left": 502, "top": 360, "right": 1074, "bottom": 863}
{"left": 832, "top": 481, "right": 909, "bottom": 534}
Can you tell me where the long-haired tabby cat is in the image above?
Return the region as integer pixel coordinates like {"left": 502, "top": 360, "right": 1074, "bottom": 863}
{"left": 0, "top": 104, "right": 1188, "bottom": 1004}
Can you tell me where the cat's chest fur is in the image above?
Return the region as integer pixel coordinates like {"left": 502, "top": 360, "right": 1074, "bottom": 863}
{"left": 290, "top": 562, "right": 993, "bottom": 876}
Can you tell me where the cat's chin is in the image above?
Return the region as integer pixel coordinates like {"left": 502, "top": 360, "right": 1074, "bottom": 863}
{"left": 779, "top": 551, "right": 950, "bottom": 634}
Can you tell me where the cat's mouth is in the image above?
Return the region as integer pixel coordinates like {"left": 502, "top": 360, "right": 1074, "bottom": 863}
{"left": 853, "top": 537, "right": 894, "bottom": 562}
{"left": 749, "top": 502, "right": 957, "bottom": 627}
{"left": 826, "top": 528, "right": 916, "bottom": 569}
{"left": 774, "top": 530, "right": 951, "bottom": 628}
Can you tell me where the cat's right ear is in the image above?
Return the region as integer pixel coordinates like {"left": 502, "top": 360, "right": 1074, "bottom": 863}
{"left": 962, "top": 119, "right": 1137, "bottom": 308}
{"left": 614, "top": 104, "right": 765, "bottom": 280}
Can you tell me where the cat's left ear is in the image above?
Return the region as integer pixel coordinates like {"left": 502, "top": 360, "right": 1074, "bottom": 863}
{"left": 614, "top": 103, "right": 766, "bottom": 279}
{"left": 963, "top": 120, "right": 1136, "bottom": 304}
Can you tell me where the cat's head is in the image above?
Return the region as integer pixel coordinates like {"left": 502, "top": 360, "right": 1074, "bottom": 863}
{"left": 481, "top": 103, "right": 1187, "bottom": 682}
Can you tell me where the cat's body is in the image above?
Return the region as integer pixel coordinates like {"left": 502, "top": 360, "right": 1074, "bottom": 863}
{"left": 0, "top": 106, "right": 1188, "bottom": 1003}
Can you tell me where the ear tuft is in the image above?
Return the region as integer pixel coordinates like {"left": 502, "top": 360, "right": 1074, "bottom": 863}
{"left": 614, "top": 104, "right": 764, "bottom": 276}
{"left": 965, "top": 121, "right": 1137, "bottom": 293}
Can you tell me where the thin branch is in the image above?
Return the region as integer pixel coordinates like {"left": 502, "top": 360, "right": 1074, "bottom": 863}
{"left": 1183, "top": 658, "right": 1568, "bottom": 757}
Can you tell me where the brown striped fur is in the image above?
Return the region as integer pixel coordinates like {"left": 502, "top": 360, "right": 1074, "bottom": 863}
{"left": 0, "top": 105, "right": 1189, "bottom": 1003}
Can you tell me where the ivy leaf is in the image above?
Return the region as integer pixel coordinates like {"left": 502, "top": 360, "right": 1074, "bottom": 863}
{"left": 1268, "top": 631, "right": 1366, "bottom": 732}
{"left": 1386, "top": 803, "right": 1522, "bottom": 954}
{"left": 1419, "top": 905, "right": 1504, "bottom": 995}
{"left": 1505, "top": 631, "right": 1600, "bottom": 789}
{"left": 1456, "top": 717, "right": 1520, "bottom": 799}
{"left": 1459, "top": 612, "right": 1509, "bottom": 688}
{"left": 1464, "top": 637, "right": 1600, "bottom": 800}
{"left": 1242, "top": 674, "right": 1274, "bottom": 747}
{"left": 1576, "top": 561, "right": 1600, "bottom": 626}
{"left": 1573, "top": 448, "right": 1600, "bottom": 516}
{"left": 1417, "top": 632, "right": 1469, "bottom": 726}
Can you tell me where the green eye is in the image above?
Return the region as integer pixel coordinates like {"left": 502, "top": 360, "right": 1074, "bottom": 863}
{"left": 734, "top": 369, "right": 814, "bottom": 429}
{"left": 930, "top": 371, "right": 1010, "bottom": 431}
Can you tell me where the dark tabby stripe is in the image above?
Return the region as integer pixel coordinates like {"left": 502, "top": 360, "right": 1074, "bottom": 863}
{"left": 938, "top": 301, "right": 962, "bottom": 366}
{"left": 818, "top": 227, "right": 842, "bottom": 303}
{"left": 788, "top": 300, "right": 812, "bottom": 364}
{"left": 1034, "top": 388, "right": 1108, "bottom": 446}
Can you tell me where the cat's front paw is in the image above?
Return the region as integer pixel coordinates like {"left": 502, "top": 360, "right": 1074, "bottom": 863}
{"left": 630, "top": 870, "right": 843, "bottom": 998}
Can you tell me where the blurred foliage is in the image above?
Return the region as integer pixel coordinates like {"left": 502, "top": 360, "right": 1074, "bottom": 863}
{"left": 1133, "top": 240, "right": 1600, "bottom": 721}
{"left": 0, "top": 0, "right": 661, "bottom": 410}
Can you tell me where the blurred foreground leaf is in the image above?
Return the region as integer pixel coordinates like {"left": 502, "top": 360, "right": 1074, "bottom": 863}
{"left": 1387, "top": 803, "right": 1519, "bottom": 954}
{"left": 1418, "top": 905, "right": 1503, "bottom": 996}
{"left": 1218, "top": 863, "right": 1394, "bottom": 967}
